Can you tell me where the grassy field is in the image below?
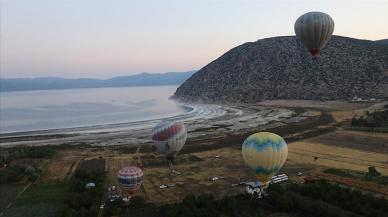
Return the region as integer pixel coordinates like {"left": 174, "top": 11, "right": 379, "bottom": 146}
{"left": 2, "top": 183, "right": 70, "bottom": 217}
{"left": 0, "top": 184, "right": 26, "bottom": 213}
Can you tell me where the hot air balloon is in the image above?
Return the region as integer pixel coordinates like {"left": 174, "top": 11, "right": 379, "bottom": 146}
{"left": 117, "top": 166, "right": 144, "bottom": 200}
{"left": 242, "top": 132, "right": 288, "bottom": 185}
{"left": 294, "top": 11, "right": 334, "bottom": 57}
{"left": 152, "top": 121, "right": 187, "bottom": 173}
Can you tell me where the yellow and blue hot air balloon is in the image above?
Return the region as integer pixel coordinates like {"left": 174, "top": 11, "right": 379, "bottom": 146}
{"left": 242, "top": 132, "right": 288, "bottom": 184}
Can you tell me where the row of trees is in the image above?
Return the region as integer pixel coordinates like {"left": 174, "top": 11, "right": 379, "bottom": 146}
{"left": 0, "top": 147, "right": 56, "bottom": 166}
{"left": 351, "top": 110, "right": 388, "bottom": 128}
{"left": 0, "top": 165, "right": 42, "bottom": 184}
{"left": 0, "top": 147, "right": 55, "bottom": 184}
{"left": 288, "top": 180, "right": 388, "bottom": 217}
{"left": 158, "top": 180, "right": 388, "bottom": 217}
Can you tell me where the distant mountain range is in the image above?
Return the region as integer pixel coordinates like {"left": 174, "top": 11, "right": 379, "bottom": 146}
{"left": 0, "top": 71, "right": 195, "bottom": 92}
{"left": 376, "top": 39, "right": 388, "bottom": 45}
{"left": 174, "top": 36, "right": 388, "bottom": 102}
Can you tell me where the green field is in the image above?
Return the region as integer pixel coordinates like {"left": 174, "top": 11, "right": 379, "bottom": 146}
{"left": 0, "top": 184, "right": 26, "bottom": 213}
{"left": 3, "top": 183, "right": 70, "bottom": 217}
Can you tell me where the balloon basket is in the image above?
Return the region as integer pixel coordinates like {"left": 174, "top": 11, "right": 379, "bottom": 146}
{"left": 246, "top": 181, "right": 268, "bottom": 199}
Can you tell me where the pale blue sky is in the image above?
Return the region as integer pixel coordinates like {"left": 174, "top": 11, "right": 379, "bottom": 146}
{"left": 1, "top": 0, "right": 387, "bottom": 78}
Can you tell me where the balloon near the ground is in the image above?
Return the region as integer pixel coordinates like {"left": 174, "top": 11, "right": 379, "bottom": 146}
{"left": 117, "top": 166, "right": 144, "bottom": 196}
{"left": 294, "top": 11, "right": 335, "bottom": 56}
{"left": 241, "top": 132, "right": 288, "bottom": 183}
{"left": 151, "top": 121, "right": 187, "bottom": 161}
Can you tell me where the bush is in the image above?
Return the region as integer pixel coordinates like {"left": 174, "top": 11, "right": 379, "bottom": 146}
{"left": 368, "top": 166, "right": 381, "bottom": 177}
{"left": 129, "top": 196, "right": 146, "bottom": 209}
{"left": 351, "top": 110, "right": 388, "bottom": 128}
{"left": 0, "top": 165, "right": 24, "bottom": 183}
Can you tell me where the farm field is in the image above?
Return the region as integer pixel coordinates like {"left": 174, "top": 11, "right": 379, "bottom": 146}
{"left": 2, "top": 183, "right": 70, "bottom": 217}
{"left": 0, "top": 184, "right": 26, "bottom": 213}
{"left": 287, "top": 131, "right": 388, "bottom": 175}
{"left": 39, "top": 147, "right": 109, "bottom": 183}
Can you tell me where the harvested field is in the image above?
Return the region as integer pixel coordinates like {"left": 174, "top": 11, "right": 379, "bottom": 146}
{"left": 309, "top": 130, "right": 388, "bottom": 154}
{"left": 40, "top": 147, "right": 111, "bottom": 182}
{"left": 78, "top": 158, "right": 106, "bottom": 172}
{"left": 288, "top": 140, "right": 388, "bottom": 175}
{"left": 40, "top": 159, "right": 77, "bottom": 182}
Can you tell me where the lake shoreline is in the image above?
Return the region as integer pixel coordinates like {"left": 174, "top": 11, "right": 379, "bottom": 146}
{"left": 0, "top": 100, "right": 382, "bottom": 149}
{"left": 0, "top": 102, "right": 300, "bottom": 148}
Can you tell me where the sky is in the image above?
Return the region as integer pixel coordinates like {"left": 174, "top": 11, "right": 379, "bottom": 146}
{"left": 1, "top": 0, "right": 387, "bottom": 79}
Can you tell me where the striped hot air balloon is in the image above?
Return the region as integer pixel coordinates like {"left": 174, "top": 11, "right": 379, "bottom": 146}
{"left": 151, "top": 121, "right": 187, "bottom": 161}
{"left": 117, "top": 166, "right": 144, "bottom": 196}
{"left": 242, "top": 132, "right": 288, "bottom": 184}
{"left": 294, "top": 11, "right": 335, "bottom": 57}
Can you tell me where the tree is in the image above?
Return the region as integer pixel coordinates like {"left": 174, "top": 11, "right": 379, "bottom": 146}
{"left": 0, "top": 150, "right": 9, "bottom": 166}
{"left": 368, "top": 166, "right": 381, "bottom": 177}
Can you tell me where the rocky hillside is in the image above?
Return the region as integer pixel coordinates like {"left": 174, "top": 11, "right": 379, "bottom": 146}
{"left": 174, "top": 36, "right": 388, "bottom": 103}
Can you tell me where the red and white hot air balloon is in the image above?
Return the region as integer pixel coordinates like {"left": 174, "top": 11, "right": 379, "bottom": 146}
{"left": 152, "top": 121, "right": 187, "bottom": 172}
{"left": 117, "top": 166, "right": 144, "bottom": 198}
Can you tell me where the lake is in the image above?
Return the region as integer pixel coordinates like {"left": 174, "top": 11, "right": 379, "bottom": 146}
{"left": 0, "top": 86, "right": 187, "bottom": 133}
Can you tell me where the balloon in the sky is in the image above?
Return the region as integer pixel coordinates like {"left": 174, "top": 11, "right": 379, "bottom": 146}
{"left": 294, "top": 11, "right": 335, "bottom": 56}
{"left": 242, "top": 132, "right": 288, "bottom": 184}
{"left": 117, "top": 166, "right": 144, "bottom": 196}
{"left": 152, "top": 121, "right": 187, "bottom": 161}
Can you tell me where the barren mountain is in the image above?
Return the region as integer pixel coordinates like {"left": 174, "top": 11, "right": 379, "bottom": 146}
{"left": 174, "top": 36, "right": 388, "bottom": 103}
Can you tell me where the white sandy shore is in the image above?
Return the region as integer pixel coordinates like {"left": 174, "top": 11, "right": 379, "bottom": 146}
{"left": 0, "top": 103, "right": 315, "bottom": 148}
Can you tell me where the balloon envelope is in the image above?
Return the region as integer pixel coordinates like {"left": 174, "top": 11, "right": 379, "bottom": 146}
{"left": 117, "top": 166, "right": 144, "bottom": 196}
{"left": 242, "top": 132, "right": 288, "bottom": 183}
{"left": 152, "top": 121, "right": 187, "bottom": 161}
{"left": 294, "top": 11, "right": 334, "bottom": 56}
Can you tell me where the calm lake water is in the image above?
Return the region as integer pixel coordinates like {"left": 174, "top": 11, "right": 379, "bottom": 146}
{"left": 0, "top": 86, "right": 187, "bottom": 133}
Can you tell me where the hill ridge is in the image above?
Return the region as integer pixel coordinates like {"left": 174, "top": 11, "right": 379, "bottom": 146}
{"left": 1, "top": 71, "right": 195, "bottom": 92}
{"left": 174, "top": 36, "right": 388, "bottom": 102}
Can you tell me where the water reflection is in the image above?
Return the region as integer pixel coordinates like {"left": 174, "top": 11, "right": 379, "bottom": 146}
{"left": 0, "top": 86, "right": 184, "bottom": 133}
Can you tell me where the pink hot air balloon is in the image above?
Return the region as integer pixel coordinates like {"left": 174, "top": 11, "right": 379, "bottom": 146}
{"left": 152, "top": 121, "right": 187, "bottom": 173}
{"left": 117, "top": 166, "right": 144, "bottom": 197}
